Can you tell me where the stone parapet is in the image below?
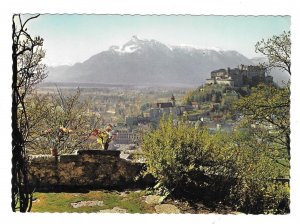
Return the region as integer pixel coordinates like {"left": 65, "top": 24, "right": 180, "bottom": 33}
{"left": 28, "top": 150, "right": 151, "bottom": 191}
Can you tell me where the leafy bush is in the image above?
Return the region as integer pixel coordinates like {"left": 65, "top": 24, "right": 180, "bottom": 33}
{"left": 231, "top": 83, "right": 290, "bottom": 213}
{"left": 228, "top": 130, "right": 290, "bottom": 213}
{"left": 230, "top": 179, "right": 289, "bottom": 214}
{"left": 141, "top": 116, "right": 290, "bottom": 213}
{"left": 143, "top": 115, "right": 207, "bottom": 194}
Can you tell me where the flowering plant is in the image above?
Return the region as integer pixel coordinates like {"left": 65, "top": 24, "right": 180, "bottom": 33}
{"left": 42, "top": 126, "right": 72, "bottom": 153}
{"left": 25, "top": 89, "right": 101, "bottom": 155}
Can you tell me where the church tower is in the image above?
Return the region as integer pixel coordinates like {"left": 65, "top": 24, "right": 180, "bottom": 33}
{"left": 171, "top": 94, "right": 176, "bottom": 107}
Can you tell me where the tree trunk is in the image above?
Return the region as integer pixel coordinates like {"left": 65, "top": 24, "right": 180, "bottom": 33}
{"left": 11, "top": 18, "right": 32, "bottom": 213}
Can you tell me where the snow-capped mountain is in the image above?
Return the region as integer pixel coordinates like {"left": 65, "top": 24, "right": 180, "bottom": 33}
{"left": 46, "top": 36, "right": 255, "bottom": 86}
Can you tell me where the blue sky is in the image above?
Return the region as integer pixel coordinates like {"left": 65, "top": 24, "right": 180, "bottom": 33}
{"left": 24, "top": 15, "right": 290, "bottom": 66}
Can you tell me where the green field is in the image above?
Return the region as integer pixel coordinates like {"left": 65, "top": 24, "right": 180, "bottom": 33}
{"left": 31, "top": 190, "right": 156, "bottom": 213}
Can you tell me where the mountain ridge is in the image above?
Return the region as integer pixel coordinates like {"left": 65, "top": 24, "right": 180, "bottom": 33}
{"left": 46, "top": 36, "right": 288, "bottom": 86}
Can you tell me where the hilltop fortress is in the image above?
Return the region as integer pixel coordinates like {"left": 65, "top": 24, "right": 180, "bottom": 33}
{"left": 205, "top": 64, "right": 273, "bottom": 87}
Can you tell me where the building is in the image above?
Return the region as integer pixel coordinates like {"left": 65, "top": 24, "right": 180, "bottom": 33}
{"left": 156, "top": 102, "right": 173, "bottom": 108}
{"left": 191, "top": 102, "right": 199, "bottom": 109}
{"left": 205, "top": 65, "right": 267, "bottom": 87}
{"left": 266, "top": 75, "right": 274, "bottom": 83}
{"left": 215, "top": 78, "right": 234, "bottom": 86}
{"left": 149, "top": 106, "right": 180, "bottom": 124}
{"left": 125, "top": 116, "right": 138, "bottom": 126}
{"left": 146, "top": 95, "right": 182, "bottom": 124}
{"left": 114, "top": 130, "right": 140, "bottom": 144}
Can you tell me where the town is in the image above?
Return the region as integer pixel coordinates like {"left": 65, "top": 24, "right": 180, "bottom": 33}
{"left": 37, "top": 64, "right": 273, "bottom": 160}
{"left": 113, "top": 64, "right": 273, "bottom": 151}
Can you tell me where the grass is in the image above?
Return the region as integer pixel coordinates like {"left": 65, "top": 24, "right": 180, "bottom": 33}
{"left": 31, "top": 190, "right": 156, "bottom": 213}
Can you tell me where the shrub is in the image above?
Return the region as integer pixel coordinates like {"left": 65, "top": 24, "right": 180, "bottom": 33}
{"left": 228, "top": 130, "right": 290, "bottom": 213}
{"left": 143, "top": 115, "right": 207, "bottom": 194}
{"left": 141, "top": 116, "right": 290, "bottom": 213}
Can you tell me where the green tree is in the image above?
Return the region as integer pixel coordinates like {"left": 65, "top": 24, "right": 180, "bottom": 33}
{"left": 229, "top": 30, "right": 291, "bottom": 213}
{"left": 228, "top": 130, "right": 289, "bottom": 213}
{"left": 255, "top": 31, "right": 291, "bottom": 75}
{"left": 183, "top": 90, "right": 193, "bottom": 105}
{"left": 140, "top": 102, "right": 151, "bottom": 111}
{"left": 12, "top": 14, "right": 47, "bottom": 212}
{"left": 234, "top": 84, "right": 290, "bottom": 168}
{"left": 236, "top": 30, "right": 291, "bottom": 168}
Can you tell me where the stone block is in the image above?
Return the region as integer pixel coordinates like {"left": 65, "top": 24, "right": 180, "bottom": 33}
{"left": 29, "top": 155, "right": 58, "bottom": 163}
{"left": 77, "top": 149, "right": 120, "bottom": 157}
{"left": 59, "top": 155, "right": 80, "bottom": 163}
{"left": 155, "top": 204, "right": 181, "bottom": 214}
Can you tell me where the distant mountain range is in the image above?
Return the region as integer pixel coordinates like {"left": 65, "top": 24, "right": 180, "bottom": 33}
{"left": 46, "top": 36, "right": 289, "bottom": 86}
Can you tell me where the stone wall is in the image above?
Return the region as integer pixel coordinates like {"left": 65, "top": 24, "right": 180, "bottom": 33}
{"left": 28, "top": 150, "right": 149, "bottom": 191}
